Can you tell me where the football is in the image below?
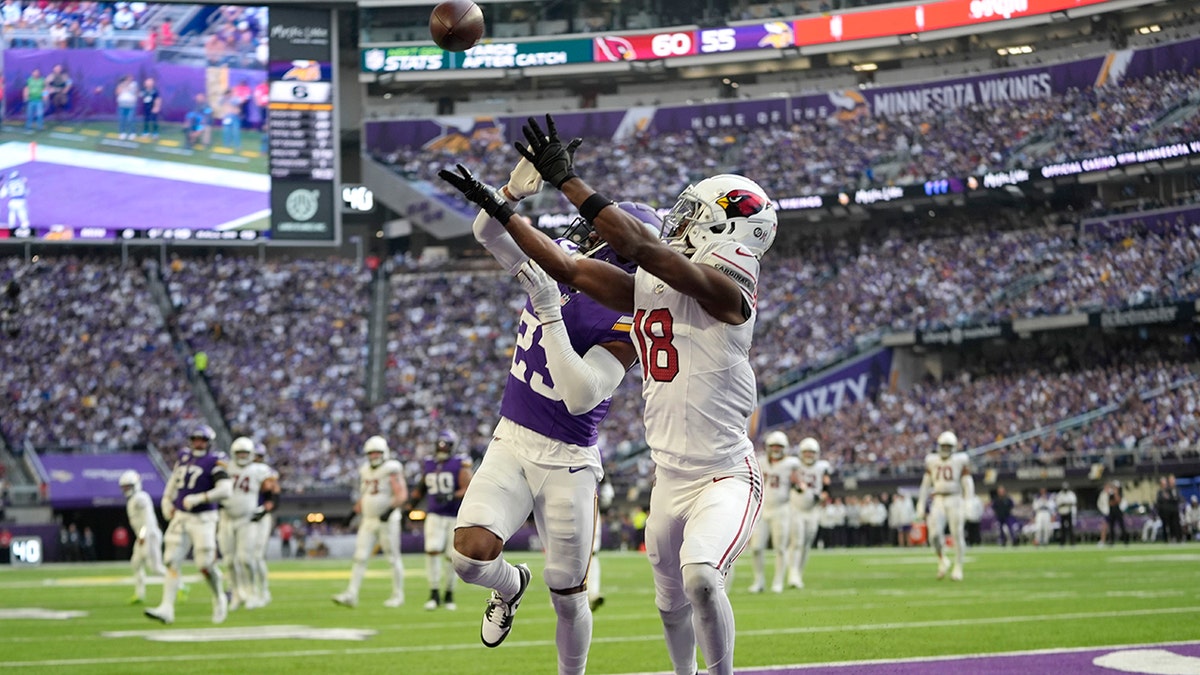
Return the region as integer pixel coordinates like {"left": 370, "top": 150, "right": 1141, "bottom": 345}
{"left": 429, "top": 0, "right": 485, "bottom": 53}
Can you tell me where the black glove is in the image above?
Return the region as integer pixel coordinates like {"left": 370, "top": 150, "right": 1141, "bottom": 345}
{"left": 379, "top": 508, "right": 395, "bottom": 523}
{"left": 514, "top": 114, "right": 582, "bottom": 189}
{"left": 251, "top": 506, "right": 267, "bottom": 522}
{"left": 438, "top": 164, "right": 516, "bottom": 223}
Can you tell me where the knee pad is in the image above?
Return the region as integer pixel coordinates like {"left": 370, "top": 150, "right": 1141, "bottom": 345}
{"left": 543, "top": 561, "right": 586, "bottom": 596}
{"left": 682, "top": 563, "right": 722, "bottom": 608}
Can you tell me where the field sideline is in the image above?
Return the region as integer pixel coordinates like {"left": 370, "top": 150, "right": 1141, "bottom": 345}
{"left": 2, "top": 545, "right": 1198, "bottom": 674}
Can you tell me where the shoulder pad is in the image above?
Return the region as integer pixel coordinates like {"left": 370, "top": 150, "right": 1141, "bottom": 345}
{"left": 692, "top": 241, "right": 759, "bottom": 296}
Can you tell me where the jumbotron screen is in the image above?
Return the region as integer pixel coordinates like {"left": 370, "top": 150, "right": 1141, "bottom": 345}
{"left": 0, "top": 3, "right": 337, "bottom": 243}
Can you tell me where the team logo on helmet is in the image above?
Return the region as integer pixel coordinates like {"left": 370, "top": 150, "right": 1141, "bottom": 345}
{"left": 716, "top": 190, "right": 767, "bottom": 219}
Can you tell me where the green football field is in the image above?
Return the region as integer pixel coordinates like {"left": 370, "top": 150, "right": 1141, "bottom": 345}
{"left": 2, "top": 545, "right": 1198, "bottom": 674}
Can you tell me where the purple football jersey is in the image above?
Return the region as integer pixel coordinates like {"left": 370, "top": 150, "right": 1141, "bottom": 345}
{"left": 422, "top": 455, "right": 468, "bottom": 517}
{"left": 498, "top": 280, "right": 633, "bottom": 447}
{"left": 172, "top": 451, "right": 229, "bottom": 513}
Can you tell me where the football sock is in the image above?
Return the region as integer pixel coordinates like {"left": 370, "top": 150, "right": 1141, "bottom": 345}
{"left": 658, "top": 604, "right": 698, "bottom": 675}
{"left": 160, "top": 569, "right": 181, "bottom": 611}
{"left": 451, "top": 549, "right": 520, "bottom": 599}
{"left": 427, "top": 554, "right": 441, "bottom": 591}
{"left": 442, "top": 556, "right": 457, "bottom": 592}
{"left": 134, "top": 566, "right": 145, "bottom": 600}
{"left": 684, "top": 563, "right": 735, "bottom": 675}
{"left": 348, "top": 560, "right": 367, "bottom": 596}
{"left": 550, "top": 591, "right": 591, "bottom": 675}
{"left": 390, "top": 554, "right": 405, "bottom": 595}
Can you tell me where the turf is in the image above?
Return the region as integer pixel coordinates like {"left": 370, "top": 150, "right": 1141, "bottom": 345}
{"left": 1, "top": 544, "right": 1198, "bottom": 674}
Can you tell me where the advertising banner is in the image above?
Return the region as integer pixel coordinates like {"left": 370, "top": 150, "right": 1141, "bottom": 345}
{"left": 39, "top": 453, "right": 165, "bottom": 509}
{"left": 758, "top": 348, "right": 894, "bottom": 428}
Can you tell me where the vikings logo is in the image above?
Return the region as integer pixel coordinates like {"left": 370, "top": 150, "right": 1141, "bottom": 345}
{"left": 716, "top": 190, "right": 766, "bottom": 218}
{"left": 757, "top": 22, "right": 794, "bottom": 49}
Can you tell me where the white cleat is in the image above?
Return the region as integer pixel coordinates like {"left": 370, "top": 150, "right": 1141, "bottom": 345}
{"left": 937, "top": 557, "right": 952, "bottom": 580}
{"left": 444, "top": 591, "right": 456, "bottom": 611}
{"left": 951, "top": 567, "right": 964, "bottom": 582}
{"left": 771, "top": 582, "right": 784, "bottom": 594}
{"left": 244, "top": 596, "right": 265, "bottom": 610}
{"left": 748, "top": 582, "right": 764, "bottom": 594}
{"left": 384, "top": 593, "right": 405, "bottom": 608}
{"left": 424, "top": 598, "right": 439, "bottom": 611}
{"left": 332, "top": 592, "right": 358, "bottom": 608}
{"left": 229, "top": 592, "right": 242, "bottom": 612}
{"left": 144, "top": 605, "right": 174, "bottom": 625}
{"left": 788, "top": 573, "right": 804, "bottom": 589}
{"left": 481, "top": 563, "right": 530, "bottom": 648}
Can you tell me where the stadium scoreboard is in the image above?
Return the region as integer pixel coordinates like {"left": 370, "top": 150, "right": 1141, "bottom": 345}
{"left": 267, "top": 7, "right": 339, "bottom": 242}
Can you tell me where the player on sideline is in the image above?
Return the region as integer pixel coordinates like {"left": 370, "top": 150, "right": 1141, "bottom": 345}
{"left": 218, "top": 437, "right": 278, "bottom": 610}
{"left": 1, "top": 170, "right": 30, "bottom": 230}
{"left": 915, "top": 431, "right": 974, "bottom": 581}
{"left": 119, "top": 470, "right": 165, "bottom": 605}
{"left": 748, "top": 431, "right": 799, "bottom": 594}
{"left": 251, "top": 441, "right": 279, "bottom": 605}
{"left": 442, "top": 154, "right": 656, "bottom": 675}
{"left": 145, "top": 424, "right": 233, "bottom": 625}
{"left": 788, "top": 437, "right": 832, "bottom": 589}
{"left": 413, "top": 430, "right": 473, "bottom": 611}
{"left": 441, "top": 113, "right": 777, "bottom": 675}
{"left": 333, "top": 435, "right": 408, "bottom": 608}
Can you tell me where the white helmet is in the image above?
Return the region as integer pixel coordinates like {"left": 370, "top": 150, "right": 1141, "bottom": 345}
{"left": 364, "top": 435, "right": 389, "bottom": 467}
{"left": 799, "top": 437, "right": 820, "bottom": 465}
{"left": 764, "top": 430, "right": 789, "bottom": 460}
{"left": 663, "top": 174, "right": 777, "bottom": 259}
{"left": 231, "top": 436, "right": 255, "bottom": 467}
{"left": 118, "top": 469, "right": 141, "bottom": 498}
{"left": 937, "top": 431, "right": 958, "bottom": 458}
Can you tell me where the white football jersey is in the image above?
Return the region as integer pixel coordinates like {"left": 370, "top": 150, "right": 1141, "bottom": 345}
{"left": 126, "top": 489, "right": 160, "bottom": 538}
{"left": 791, "top": 459, "right": 833, "bottom": 511}
{"left": 358, "top": 459, "right": 403, "bottom": 518}
{"left": 224, "top": 461, "right": 274, "bottom": 519}
{"left": 1033, "top": 495, "right": 1055, "bottom": 514}
{"left": 924, "top": 452, "right": 971, "bottom": 496}
{"left": 759, "top": 454, "right": 801, "bottom": 511}
{"left": 632, "top": 240, "right": 760, "bottom": 478}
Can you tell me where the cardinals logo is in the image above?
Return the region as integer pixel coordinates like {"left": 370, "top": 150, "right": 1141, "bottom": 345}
{"left": 594, "top": 36, "right": 636, "bottom": 62}
{"left": 717, "top": 190, "right": 766, "bottom": 219}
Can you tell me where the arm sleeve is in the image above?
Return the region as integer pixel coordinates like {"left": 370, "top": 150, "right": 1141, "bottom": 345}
{"left": 206, "top": 477, "right": 233, "bottom": 503}
{"left": 917, "top": 473, "right": 931, "bottom": 517}
{"left": 540, "top": 320, "right": 627, "bottom": 415}
{"left": 472, "top": 208, "right": 528, "bottom": 275}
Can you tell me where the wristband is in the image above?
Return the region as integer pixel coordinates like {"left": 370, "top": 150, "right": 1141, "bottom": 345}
{"left": 578, "top": 193, "right": 615, "bottom": 223}
{"left": 492, "top": 202, "right": 517, "bottom": 225}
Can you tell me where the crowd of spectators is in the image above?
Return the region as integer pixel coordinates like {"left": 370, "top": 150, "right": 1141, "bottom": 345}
{"left": 1, "top": 1, "right": 151, "bottom": 49}
{"left": 0, "top": 255, "right": 201, "bottom": 450}
{"left": 3, "top": 199, "right": 1200, "bottom": 490}
{"left": 375, "top": 70, "right": 1200, "bottom": 202}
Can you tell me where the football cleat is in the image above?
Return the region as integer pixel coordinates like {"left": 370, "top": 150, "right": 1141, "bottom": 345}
{"left": 144, "top": 605, "right": 174, "bottom": 625}
{"left": 332, "top": 591, "right": 358, "bottom": 608}
{"left": 481, "top": 563, "right": 531, "bottom": 648}
{"left": 425, "top": 589, "right": 440, "bottom": 610}
{"left": 788, "top": 571, "right": 804, "bottom": 589}
{"left": 937, "top": 556, "right": 952, "bottom": 580}
{"left": 771, "top": 582, "right": 784, "bottom": 594}
{"left": 384, "top": 593, "right": 405, "bottom": 608}
{"left": 228, "top": 591, "right": 242, "bottom": 612}
{"left": 589, "top": 596, "right": 604, "bottom": 612}
{"left": 951, "top": 567, "right": 964, "bottom": 582}
{"left": 444, "top": 591, "right": 456, "bottom": 611}
{"left": 747, "top": 582, "right": 764, "bottom": 594}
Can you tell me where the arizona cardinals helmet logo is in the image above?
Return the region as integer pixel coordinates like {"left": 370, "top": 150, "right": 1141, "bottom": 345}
{"left": 716, "top": 190, "right": 766, "bottom": 218}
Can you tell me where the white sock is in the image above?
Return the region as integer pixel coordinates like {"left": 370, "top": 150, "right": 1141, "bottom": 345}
{"left": 551, "top": 592, "right": 591, "bottom": 675}
{"left": 451, "top": 549, "right": 520, "bottom": 599}
{"left": 391, "top": 556, "right": 405, "bottom": 596}
{"left": 347, "top": 560, "right": 367, "bottom": 596}
{"left": 426, "top": 554, "right": 441, "bottom": 593}
{"left": 160, "top": 569, "right": 180, "bottom": 610}
{"left": 442, "top": 556, "right": 456, "bottom": 592}
{"left": 134, "top": 566, "right": 145, "bottom": 600}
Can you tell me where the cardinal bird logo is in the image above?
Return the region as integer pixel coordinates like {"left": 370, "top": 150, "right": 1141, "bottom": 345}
{"left": 716, "top": 190, "right": 766, "bottom": 218}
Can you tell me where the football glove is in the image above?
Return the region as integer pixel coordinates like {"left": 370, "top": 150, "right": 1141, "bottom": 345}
{"left": 181, "top": 493, "right": 205, "bottom": 510}
{"left": 251, "top": 506, "right": 268, "bottom": 522}
{"left": 514, "top": 114, "right": 583, "bottom": 189}
{"left": 438, "top": 164, "right": 516, "bottom": 224}
{"left": 379, "top": 508, "right": 395, "bottom": 523}
{"left": 515, "top": 261, "right": 562, "bottom": 324}
{"left": 504, "top": 156, "right": 543, "bottom": 201}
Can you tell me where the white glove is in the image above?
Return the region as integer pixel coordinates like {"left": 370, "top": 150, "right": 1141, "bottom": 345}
{"left": 515, "top": 261, "right": 562, "bottom": 323}
{"left": 504, "top": 156, "right": 543, "bottom": 201}
{"left": 181, "top": 493, "right": 205, "bottom": 510}
{"left": 162, "top": 503, "right": 176, "bottom": 520}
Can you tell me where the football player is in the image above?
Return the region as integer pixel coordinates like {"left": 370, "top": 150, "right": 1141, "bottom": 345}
{"left": 119, "top": 469, "right": 165, "bottom": 604}
{"left": 413, "top": 429, "right": 473, "bottom": 611}
{"left": 915, "top": 431, "right": 974, "bottom": 581}
{"left": 1031, "top": 487, "right": 1055, "bottom": 547}
{"left": 251, "top": 441, "right": 280, "bottom": 605}
{"left": 787, "top": 437, "right": 832, "bottom": 588}
{"left": 442, "top": 113, "right": 778, "bottom": 675}
{"left": 440, "top": 155, "right": 655, "bottom": 675}
{"left": 748, "top": 431, "right": 800, "bottom": 594}
{"left": 218, "top": 437, "right": 277, "bottom": 610}
{"left": 145, "top": 423, "right": 233, "bottom": 624}
{"left": 333, "top": 435, "right": 408, "bottom": 608}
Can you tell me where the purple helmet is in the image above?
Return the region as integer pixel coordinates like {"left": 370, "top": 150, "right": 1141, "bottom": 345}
{"left": 562, "top": 201, "right": 662, "bottom": 273}
{"left": 435, "top": 429, "right": 459, "bottom": 460}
